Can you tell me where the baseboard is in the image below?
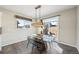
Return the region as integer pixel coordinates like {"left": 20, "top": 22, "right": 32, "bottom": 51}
{"left": 58, "top": 41, "right": 77, "bottom": 48}
{"left": 2, "top": 39, "right": 27, "bottom": 47}
{"left": 76, "top": 46, "right": 79, "bottom": 52}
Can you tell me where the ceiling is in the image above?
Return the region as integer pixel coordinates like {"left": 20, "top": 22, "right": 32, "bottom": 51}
{"left": 0, "top": 5, "right": 76, "bottom": 18}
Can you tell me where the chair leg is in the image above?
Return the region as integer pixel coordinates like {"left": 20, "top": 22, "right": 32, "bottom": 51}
{"left": 47, "top": 42, "right": 50, "bottom": 50}
{"left": 26, "top": 40, "right": 29, "bottom": 48}
{"left": 31, "top": 45, "right": 34, "bottom": 53}
{"left": 49, "top": 42, "right": 51, "bottom": 48}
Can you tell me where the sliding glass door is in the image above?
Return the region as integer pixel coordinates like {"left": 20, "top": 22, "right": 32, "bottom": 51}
{"left": 43, "top": 16, "right": 59, "bottom": 41}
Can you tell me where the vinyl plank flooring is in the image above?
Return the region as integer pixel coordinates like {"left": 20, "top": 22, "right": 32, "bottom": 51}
{"left": 0, "top": 51, "right": 3, "bottom": 54}
{"left": 2, "top": 40, "right": 79, "bottom": 54}
{"left": 58, "top": 43, "right": 79, "bottom": 54}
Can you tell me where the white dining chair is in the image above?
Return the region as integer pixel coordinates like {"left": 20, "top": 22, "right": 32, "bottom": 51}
{"left": 43, "top": 35, "right": 55, "bottom": 49}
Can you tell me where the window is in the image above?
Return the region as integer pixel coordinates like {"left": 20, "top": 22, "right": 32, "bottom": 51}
{"left": 15, "top": 15, "right": 32, "bottom": 28}
{"left": 43, "top": 16, "right": 59, "bottom": 27}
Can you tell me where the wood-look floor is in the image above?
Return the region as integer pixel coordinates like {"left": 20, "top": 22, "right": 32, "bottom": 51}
{"left": 1, "top": 40, "right": 79, "bottom": 54}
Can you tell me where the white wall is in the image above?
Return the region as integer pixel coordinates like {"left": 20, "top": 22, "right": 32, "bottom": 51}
{"left": 59, "top": 8, "right": 77, "bottom": 47}
{"left": 0, "top": 8, "right": 35, "bottom": 46}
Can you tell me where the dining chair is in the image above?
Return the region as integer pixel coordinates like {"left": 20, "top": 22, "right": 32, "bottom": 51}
{"left": 43, "top": 35, "right": 55, "bottom": 49}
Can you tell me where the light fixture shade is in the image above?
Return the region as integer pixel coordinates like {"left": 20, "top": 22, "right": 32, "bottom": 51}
{"left": 32, "top": 20, "right": 43, "bottom": 28}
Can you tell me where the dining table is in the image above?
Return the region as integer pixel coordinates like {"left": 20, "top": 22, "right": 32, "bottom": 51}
{"left": 27, "top": 34, "right": 48, "bottom": 53}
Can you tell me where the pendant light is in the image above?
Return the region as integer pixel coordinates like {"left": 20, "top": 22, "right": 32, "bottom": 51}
{"left": 32, "top": 5, "right": 43, "bottom": 28}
